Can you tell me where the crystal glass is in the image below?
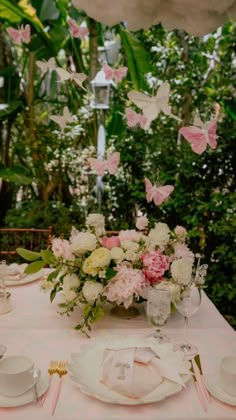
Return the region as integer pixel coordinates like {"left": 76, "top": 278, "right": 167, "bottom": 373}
{"left": 146, "top": 287, "right": 171, "bottom": 343}
{"left": 174, "top": 285, "right": 201, "bottom": 357}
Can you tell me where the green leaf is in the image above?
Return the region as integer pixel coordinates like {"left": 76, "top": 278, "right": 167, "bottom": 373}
{"left": 47, "top": 270, "right": 58, "bottom": 282}
{"left": 119, "top": 27, "right": 153, "bottom": 90}
{"left": 40, "top": 249, "right": 56, "bottom": 265}
{"left": 24, "top": 260, "right": 45, "bottom": 274}
{"left": 106, "top": 267, "right": 117, "bottom": 280}
{"left": 16, "top": 247, "right": 41, "bottom": 261}
{"left": 50, "top": 287, "right": 57, "bottom": 302}
{"left": 0, "top": 165, "right": 33, "bottom": 185}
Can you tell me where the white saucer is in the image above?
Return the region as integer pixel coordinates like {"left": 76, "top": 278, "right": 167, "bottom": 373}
{"left": 0, "top": 375, "right": 49, "bottom": 407}
{"left": 207, "top": 374, "right": 236, "bottom": 406}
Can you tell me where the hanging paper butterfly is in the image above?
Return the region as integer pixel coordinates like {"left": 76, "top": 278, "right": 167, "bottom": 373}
{"left": 6, "top": 24, "right": 31, "bottom": 44}
{"left": 145, "top": 178, "right": 174, "bottom": 206}
{"left": 125, "top": 108, "right": 148, "bottom": 130}
{"left": 88, "top": 152, "right": 120, "bottom": 176}
{"left": 68, "top": 18, "right": 89, "bottom": 40}
{"left": 102, "top": 64, "right": 128, "bottom": 83}
{"left": 50, "top": 107, "right": 74, "bottom": 132}
{"left": 194, "top": 264, "right": 208, "bottom": 285}
{"left": 128, "top": 82, "right": 181, "bottom": 128}
{"left": 36, "top": 57, "right": 57, "bottom": 77}
{"left": 179, "top": 113, "right": 217, "bottom": 155}
{"left": 56, "top": 68, "right": 87, "bottom": 90}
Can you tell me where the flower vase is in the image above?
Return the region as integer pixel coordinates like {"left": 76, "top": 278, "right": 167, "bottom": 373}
{"left": 110, "top": 304, "right": 140, "bottom": 319}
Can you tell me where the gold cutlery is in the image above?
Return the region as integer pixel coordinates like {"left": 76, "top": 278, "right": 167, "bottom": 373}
{"left": 190, "top": 359, "right": 207, "bottom": 412}
{"left": 51, "top": 360, "right": 68, "bottom": 416}
{"left": 39, "top": 360, "right": 58, "bottom": 407}
{"left": 194, "top": 353, "right": 210, "bottom": 401}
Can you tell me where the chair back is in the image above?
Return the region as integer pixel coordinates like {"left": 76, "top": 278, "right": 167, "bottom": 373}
{"left": 0, "top": 227, "right": 53, "bottom": 262}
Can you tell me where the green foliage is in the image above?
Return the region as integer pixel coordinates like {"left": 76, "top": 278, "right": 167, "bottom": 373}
{"left": 24, "top": 259, "right": 45, "bottom": 273}
{"left": 16, "top": 247, "right": 41, "bottom": 261}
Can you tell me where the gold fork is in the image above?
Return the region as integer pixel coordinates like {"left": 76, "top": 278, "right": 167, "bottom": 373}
{"left": 51, "top": 360, "right": 68, "bottom": 415}
{"left": 39, "top": 360, "right": 58, "bottom": 407}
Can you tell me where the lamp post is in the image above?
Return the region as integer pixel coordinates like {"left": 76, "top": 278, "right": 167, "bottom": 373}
{"left": 90, "top": 70, "right": 114, "bottom": 210}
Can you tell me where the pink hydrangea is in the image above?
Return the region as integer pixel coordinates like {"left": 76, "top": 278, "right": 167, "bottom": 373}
{"left": 141, "top": 250, "right": 169, "bottom": 284}
{"left": 119, "top": 229, "right": 140, "bottom": 242}
{"left": 51, "top": 238, "right": 74, "bottom": 260}
{"left": 101, "top": 236, "right": 121, "bottom": 249}
{"left": 104, "top": 266, "right": 146, "bottom": 308}
{"left": 136, "top": 215, "right": 148, "bottom": 231}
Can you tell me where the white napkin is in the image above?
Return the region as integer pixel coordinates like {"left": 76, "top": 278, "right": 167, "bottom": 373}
{"left": 4, "top": 263, "right": 28, "bottom": 281}
{"left": 100, "top": 346, "right": 189, "bottom": 399}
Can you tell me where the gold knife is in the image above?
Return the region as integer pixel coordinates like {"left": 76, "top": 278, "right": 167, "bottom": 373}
{"left": 194, "top": 354, "right": 210, "bottom": 401}
{"left": 190, "top": 359, "right": 207, "bottom": 411}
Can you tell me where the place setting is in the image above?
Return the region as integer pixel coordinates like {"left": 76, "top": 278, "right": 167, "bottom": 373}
{"left": 0, "top": 353, "right": 49, "bottom": 408}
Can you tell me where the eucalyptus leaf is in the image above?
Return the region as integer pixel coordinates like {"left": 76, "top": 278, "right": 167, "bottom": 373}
{"left": 24, "top": 260, "right": 45, "bottom": 274}
{"left": 40, "top": 249, "right": 56, "bottom": 265}
{"left": 16, "top": 247, "right": 41, "bottom": 261}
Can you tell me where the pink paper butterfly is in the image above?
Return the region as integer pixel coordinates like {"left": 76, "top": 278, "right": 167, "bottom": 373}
{"left": 179, "top": 114, "right": 217, "bottom": 155}
{"left": 68, "top": 19, "right": 89, "bottom": 40}
{"left": 145, "top": 178, "right": 174, "bottom": 206}
{"left": 125, "top": 108, "right": 148, "bottom": 130}
{"left": 6, "top": 24, "right": 31, "bottom": 44}
{"left": 102, "top": 64, "right": 128, "bottom": 83}
{"left": 88, "top": 152, "right": 120, "bottom": 176}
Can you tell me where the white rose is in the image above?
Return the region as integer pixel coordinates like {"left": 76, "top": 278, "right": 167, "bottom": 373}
{"left": 110, "top": 247, "right": 125, "bottom": 263}
{"left": 121, "top": 240, "right": 139, "bottom": 252}
{"left": 125, "top": 250, "right": 138, "bottom": 262}
{"left": 89, "top": 247, "right": 111, "bottom": 268}
{"left": 174, "top": 225, "right": 187, "bottom": 242}
{"left": 148, "top": 222, "right": 170, "bottom": 248}
{"left": 63, "top": 274, "right": 80, "bottom": 301}
{"left": 70, "top": 232, "right": 97, "bottom": 255}
{"left": 86, "top": 213, "right": 105, "bottom": 236}
{"left": 171, "top": 259, "right": 193, "bottom": 286}
{"left": 82, "top": 281, "right": 104, "bottom": 303}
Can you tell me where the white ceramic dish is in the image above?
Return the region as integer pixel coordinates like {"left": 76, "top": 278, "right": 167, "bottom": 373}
{"left": 207, "top": 374, "right": 236, "bottom": 406}
{"left": 0, "top": 374, "right": 49, "bottom": 407}
{"left": 68, "top": 335, "right": 190, "bottom": 406}
{"left": 5, "top": 268, "right": 50, "bottom": 286}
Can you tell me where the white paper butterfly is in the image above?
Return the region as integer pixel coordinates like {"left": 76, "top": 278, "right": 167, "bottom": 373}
{"left": 194, "top": 264, "right": 208, "bottom": 285}
{"left": 50, "top": 107, "right": 74, "bottom": 132}
{"left": 36, "top": 57, "right": 57, "bottom": 77}
{"left": 56, "top": 68, "right": 87, "bottom": 90}
{"left": 127, "top": 82, "right": 181, "bottom": 128}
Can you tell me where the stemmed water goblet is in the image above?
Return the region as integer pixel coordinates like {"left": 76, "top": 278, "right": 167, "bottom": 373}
{"left": 146, "top": 287, "right": 171, "bottom": 343}
{"left": 174, "top": 285, "right": 201, "bottom": 357}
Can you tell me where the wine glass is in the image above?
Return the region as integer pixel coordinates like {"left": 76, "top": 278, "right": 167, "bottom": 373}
{"left": 174, "top": 285, "right": 201, "bottom": 357}
{"left": 146, "top": 287, "right": 171, "bottom": 343}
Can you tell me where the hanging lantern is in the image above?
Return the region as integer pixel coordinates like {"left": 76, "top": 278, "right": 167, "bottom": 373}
{"left": 90, "top": 70, "right": 114, "bottom": 110}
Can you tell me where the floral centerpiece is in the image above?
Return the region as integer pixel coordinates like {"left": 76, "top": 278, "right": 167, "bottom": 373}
{"left": 18, "top": 213, "right": 206, "bottom": 336}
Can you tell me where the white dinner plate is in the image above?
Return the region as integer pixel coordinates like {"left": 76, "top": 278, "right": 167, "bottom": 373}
{"left": 0, "top": 375, "right": 49, "bottom": 407}
{"left": 69, "top": 335, "right": 190, "bottom": 405}
{"left": 5, "top": 268, "right": 50, "bottom": 286}
{"left": 207, "top": 375, "right": 236, "bottom": 406}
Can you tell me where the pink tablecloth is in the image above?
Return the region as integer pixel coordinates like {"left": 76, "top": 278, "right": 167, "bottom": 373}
{"left": 0, "top": 280, "right": 236, "bottom": 420}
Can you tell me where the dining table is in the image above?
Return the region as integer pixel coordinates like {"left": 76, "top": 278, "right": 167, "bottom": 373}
{"left": 0, "top": 273, "right": 236, "bottom": 420}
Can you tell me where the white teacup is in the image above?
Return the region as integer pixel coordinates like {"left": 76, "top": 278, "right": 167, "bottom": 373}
{"left": 0, "top": 355, "right": 40, "bottom": 397}
{"left": 220, "top": 355, "right": 236, "bottom": 396}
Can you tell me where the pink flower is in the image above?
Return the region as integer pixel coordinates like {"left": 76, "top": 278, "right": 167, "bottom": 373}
{"left": 141, "top": 250, "right": 169, "bottom": 284}
{"left": 101, "top": 236, "right": 121, "bottom": 249}
{"left": 136, "top": 215, "right": 148, "bottom": 231}
{"left": 103, "top": 266, "right": 146, "bottom": 308}
{"left": 52, "top": 238, "right": 74, "bottom": 260}
{"left": 119, "top": 229, "right": 140, "bottom": 242}
{"left": 173, "top": 243, "right": 194, "bottom": 263}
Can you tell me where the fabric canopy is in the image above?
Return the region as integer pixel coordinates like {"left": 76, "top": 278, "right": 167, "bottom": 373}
{"left": 73, "top": 0, "right": 236, "bottom": 36}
